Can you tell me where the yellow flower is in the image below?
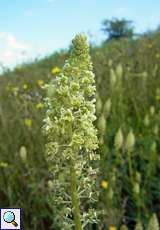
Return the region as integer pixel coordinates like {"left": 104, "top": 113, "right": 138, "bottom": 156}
{"left": 155, "top": 95, "right": 160, "bottom": 101}
{"left": 24, "top": 118, "right": 32, "bottom": 127}
{"left": 51, "top": 66, "right": 61, "bottom": 74}
{"left": 37, "top": 80, "right": 44, "bottom": 87}
{"left": 0, "top": 162, "right": 8, "bottom": 168}
{"left": 109, "top": 226, "right": 117, "bottom": 230}
{"left": 101, "top": 179, "right": 108, "bottom": 189}
{"left": 36, "top": 102, "right": 44, "bottom": 109}
{"left": 156, "top": 53, "right": 160, "bottom": 59}
{"left": 23, "top": 84, "right": 28, "bottom": 89}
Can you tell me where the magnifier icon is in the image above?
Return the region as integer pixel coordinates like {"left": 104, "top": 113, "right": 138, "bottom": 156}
{"left": 3, "top": 211, "right": 18, "bottom": 227}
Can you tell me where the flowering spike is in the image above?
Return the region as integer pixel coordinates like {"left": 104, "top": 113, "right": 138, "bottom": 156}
{"left": 43, "top": 34, "right": 99, "bottom": 229}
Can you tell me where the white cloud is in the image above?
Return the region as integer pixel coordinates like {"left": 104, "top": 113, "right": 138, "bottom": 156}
{"left": 0, "top": 32, "right": 31, "bottom": 67}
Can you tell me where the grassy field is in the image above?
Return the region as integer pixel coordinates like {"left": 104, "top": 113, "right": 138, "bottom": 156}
{"left": 0, "top": 32, "right": 160, "bottom": 229}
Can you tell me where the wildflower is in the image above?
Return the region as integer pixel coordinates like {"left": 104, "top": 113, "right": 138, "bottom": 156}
{"left": 147, "top": 213, "right": 159, "bottom": 230}
{"left": 109, "top": 226, "right": 117, "bottom": 230}
{"left": 51, "top": 66, "right": 61, "bottom": 74}
{"left": 19, "top": 146, "right": 27, "bottom": 163}
{"left": 24, "top": 118, "right": 32, "bottom": 127}
{"left": 37, "top": 80, "right": 44, "bottom": 87}
{"left": 125, "top": 130, "right": 135, "bottom": 152}
{"left": 135, "top": 221, "right": 143, "bottom": 230}
{"left": 23, "top": 84, "right": 28, "bottom": 89}
{"left": 43, "top": 34, "right": 99, "bottom": 228}
{"left": 36, "top": 102, "right": 44, "bottom": 109}
{"left": 114, "top": 128, "right": 123, "bottom": 151}
{"left": 0, "top": 162, "right": 8, "bottom": 168}
{"left": 101, "top": 179, "right": 108, "bottom": 189}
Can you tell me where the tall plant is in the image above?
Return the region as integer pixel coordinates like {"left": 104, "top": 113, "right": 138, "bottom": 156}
{"left": 43, "top": 34, "right": 99, "bottom": 229}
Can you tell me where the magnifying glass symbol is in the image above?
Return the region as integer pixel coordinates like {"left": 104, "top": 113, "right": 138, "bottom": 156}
{"left": 3, "top": 211, "right": 18, "bottom": 227}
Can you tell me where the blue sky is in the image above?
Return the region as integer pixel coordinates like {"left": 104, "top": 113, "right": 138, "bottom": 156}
{"left": 0, "top": 0, "right": 160, "bottom": 67}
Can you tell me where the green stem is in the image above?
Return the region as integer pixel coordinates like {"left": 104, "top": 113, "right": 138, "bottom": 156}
{"left": 127, "top": 150, "right": 134, "bottom": 185}
{"left": 70, "top": 159, "right": 82, "bottom": 230}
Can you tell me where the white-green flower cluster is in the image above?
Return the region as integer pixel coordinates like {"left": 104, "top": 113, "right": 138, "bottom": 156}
{"left": 43, "top": 34, "right": 99, "bottom": 229}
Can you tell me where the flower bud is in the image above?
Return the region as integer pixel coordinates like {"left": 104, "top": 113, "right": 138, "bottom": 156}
{"left": 125, "top": 130, "right": 135, "bottom": 152}
{"left": 114, "top": 128, "right": 123, "bottom": 151}
{"left": 19, "top": 146, "right": 27, "bottom": 163}
{"left": 103, "top": 98, "right": 112, "bottom": 117}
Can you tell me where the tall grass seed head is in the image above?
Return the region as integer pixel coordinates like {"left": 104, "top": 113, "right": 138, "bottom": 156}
{"left": 125, "top": 130, "right": 135, "bottom": 152}
{"left": 19, "top": 146, "right": 27, "bottom": 163}
{"left": 114, "top": 128, "right": 123, "bottom": 151}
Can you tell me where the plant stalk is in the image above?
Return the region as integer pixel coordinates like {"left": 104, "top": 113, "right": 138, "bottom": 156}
{"left": 70, "top": 158, "right": 82, "bottom": 230}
